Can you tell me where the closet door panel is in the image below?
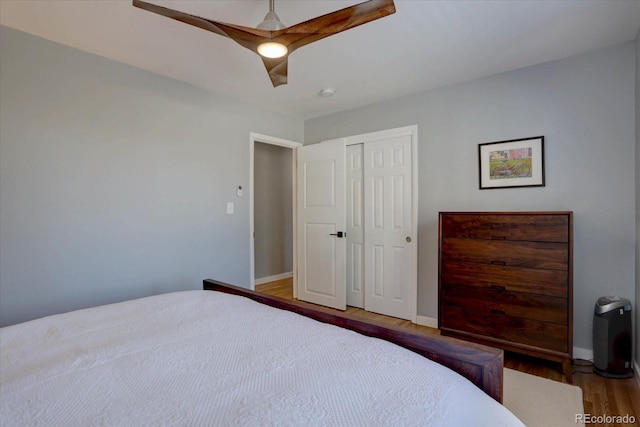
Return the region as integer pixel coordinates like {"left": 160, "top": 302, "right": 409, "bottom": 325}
{"left": 364, "top": 135, "right": 413, "bottom": 320}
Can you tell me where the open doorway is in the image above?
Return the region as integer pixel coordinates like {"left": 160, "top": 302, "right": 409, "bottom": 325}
{"left": 254, "top": 142, "right": 293, "bottom": 284}
{"left": 249, "top": 133, "right": 301, "bottom": 293}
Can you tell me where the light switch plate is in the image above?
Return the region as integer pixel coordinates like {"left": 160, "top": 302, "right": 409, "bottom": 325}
{"left": 226, "top": 202, "right": 234, "bottom": 214}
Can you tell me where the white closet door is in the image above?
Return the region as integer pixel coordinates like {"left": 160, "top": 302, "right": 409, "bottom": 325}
{"left": 363, "top": 135, "right": 413, "bottom": 320}
{"left": 296, "top": 139, "right": 346, "bottom": 310}
{"left": 346, "top": 144, "right": 364, "bottom": 308}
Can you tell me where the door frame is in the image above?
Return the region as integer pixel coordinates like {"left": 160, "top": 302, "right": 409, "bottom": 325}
{"left": 337, "top": 125, "right": 419, "bottom": 322}
{"left": 249, "top": 132, "right": 302, "bottom": 293}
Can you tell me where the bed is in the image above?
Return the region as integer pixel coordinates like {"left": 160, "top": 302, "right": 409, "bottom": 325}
{"left": 0, "top": 279, "right": 524, "bottom": 426}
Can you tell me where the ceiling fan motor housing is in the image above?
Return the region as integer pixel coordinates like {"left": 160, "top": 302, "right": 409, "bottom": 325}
{"left": 257, "top": 10, "right": 286, "bottom": 30}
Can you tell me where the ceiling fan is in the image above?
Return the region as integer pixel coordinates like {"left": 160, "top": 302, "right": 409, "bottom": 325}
{"left": 132, "top": 0, "right": 396, "bottom": 87}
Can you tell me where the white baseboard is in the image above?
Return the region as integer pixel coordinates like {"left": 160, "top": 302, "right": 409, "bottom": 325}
{"left": 255, "top": 271, "right": 293, "bottom": 285}
{"left": 416, "top": 315, "right": 438, "bottom": 329}
{"left": 573, "top": 346, "right": 594, "bottom": 362}
{"left": 635, "top": 360, "right": 640, "bottom": 389}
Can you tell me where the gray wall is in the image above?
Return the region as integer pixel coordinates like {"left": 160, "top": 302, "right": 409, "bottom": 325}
{"left": 0, "top": 26, "right": 303, "bottom": 326}
{"left": 305, "top": 42, "right": 636, "bottom": 353}
{"left": 254, "top": 142, "right": 293, "bottom": 279}
{"left": 635, "top": 30, "right": 640, "bottom": 375}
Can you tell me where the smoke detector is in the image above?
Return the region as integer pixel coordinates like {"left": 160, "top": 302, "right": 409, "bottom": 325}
{"left": 320, "top": 88, "right": 335, "bottom": 97}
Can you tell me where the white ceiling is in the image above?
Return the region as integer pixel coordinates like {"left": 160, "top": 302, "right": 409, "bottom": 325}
{"left": 1, "top": 0, "right": 640, "bottom": 119}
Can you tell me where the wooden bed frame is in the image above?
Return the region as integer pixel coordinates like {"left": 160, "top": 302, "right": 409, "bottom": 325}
{"left": 203, "top": 279, "right": 504, "bottom": 402}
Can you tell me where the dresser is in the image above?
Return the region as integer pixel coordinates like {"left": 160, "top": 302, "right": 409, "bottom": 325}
{"left": 438, "top": 212, "right": 573, "bottom": 381}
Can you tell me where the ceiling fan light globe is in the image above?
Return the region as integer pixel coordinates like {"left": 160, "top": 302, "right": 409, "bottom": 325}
{"left": 257, "top": 42, "right": 288, "bottom": 58}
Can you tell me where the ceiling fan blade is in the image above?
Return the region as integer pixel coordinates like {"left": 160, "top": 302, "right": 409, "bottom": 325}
{"left": 134, "top": 0, "right": 284, "bottom": 84}
{"left": 272, "top": 0, "right": 396, "bottom": 53}
{"left": 132, "top": 0, "right": 269, "bottom": 40}
{"left": 261, "top": 56, "right": 289, "bottom": 87}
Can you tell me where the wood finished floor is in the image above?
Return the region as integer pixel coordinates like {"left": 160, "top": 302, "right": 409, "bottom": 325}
{"left": 256, "top": 278, "right": 640, "bottom": 426}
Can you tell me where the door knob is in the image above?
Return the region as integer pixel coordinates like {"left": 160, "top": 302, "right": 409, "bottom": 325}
{"left": 406, "top": 236, "right": 412, "bottom": 243}
{"left": 330, "top": 231, "right": 346, "bottom": 238}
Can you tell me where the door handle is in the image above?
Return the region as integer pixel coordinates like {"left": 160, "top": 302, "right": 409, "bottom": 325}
{"left": 330, "top": 231, "right": 346, "bottom": 238}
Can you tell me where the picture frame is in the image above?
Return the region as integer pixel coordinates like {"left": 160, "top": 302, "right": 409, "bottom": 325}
{"left": 478, "top": 136, "right": 545, "bottom": 189}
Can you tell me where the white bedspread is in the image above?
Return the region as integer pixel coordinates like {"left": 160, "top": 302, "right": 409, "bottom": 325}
{"left": 1, "top": 290, "right": 524, "bottom": 426}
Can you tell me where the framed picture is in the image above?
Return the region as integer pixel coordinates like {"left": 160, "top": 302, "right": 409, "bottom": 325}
{"left": 478, "top": 136, "right": 545, "bottom": 189}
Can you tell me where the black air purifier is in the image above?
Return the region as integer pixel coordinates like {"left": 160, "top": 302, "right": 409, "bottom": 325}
{"left": 593, "top": 296, "right": 633, "bottom": 378}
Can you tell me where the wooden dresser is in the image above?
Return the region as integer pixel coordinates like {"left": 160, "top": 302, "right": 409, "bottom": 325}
{"left": 438, "top": 212, "right": 573, "bottom": 381}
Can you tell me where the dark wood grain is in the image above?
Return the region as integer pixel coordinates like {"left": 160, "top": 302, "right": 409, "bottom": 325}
{"left": 441, "top": 305, "right": 568, "bottom": 352}
{"left": 441, "top": 213, "right": 569, "bottom": 242}
{"left": 439, "top": 211, "right": 574, "bottom": 382}
{"left": 442, "top": 283, "right": 568, "bottom": 324}
{"left": 204, "top": 278, "right": 505, "bottom": 403}
{"left": 442, "top": 238, "right": 569, "bottom": 270}
{"left": 441, "top": 261, "right": 568, "bottom": 297}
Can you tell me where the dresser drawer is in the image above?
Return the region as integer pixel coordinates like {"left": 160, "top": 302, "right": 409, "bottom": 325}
{"left": 441, "top": 214, "right": 569, "bottom": 243}
{"left": 441, "top": 261, "right": 568, "bottom": 297}
{"left": 441, "top": 306, "right": 568, "bottom": 353}
{"left": 441, "top": 284, "right": 568, "bottom": 324}
{"left": 441, "top": 238, "right": 568, "bottom": 271}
